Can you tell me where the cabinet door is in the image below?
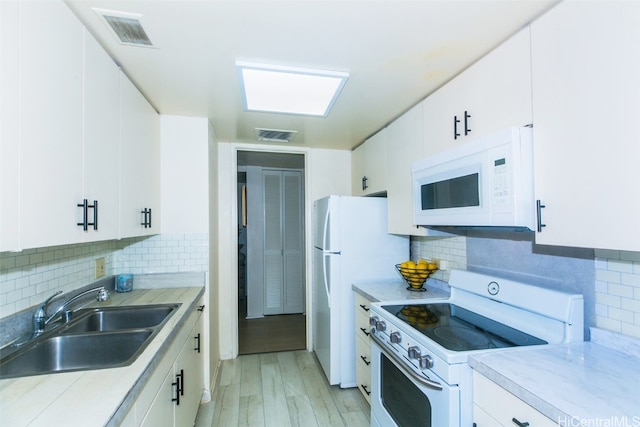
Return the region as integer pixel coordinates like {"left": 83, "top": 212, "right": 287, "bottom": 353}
{"left": 18, "top": 0, "right": 84, "bottom": 249}
{"left": 83, "top": 31, "right": 120, "bottom": 242}
{"left": 140, "top": 366, "right": 176, "bottom": 427}
{"left": 351, "top": 129, "right": 388, "bottom": 196}
{"left": 120, "top": 75, "right": 161, "bottom": 238}
{"left": 531, "top": 1, "right": 640, "bottom": 250}
{"left": 175, "top": 314, "right": 204, "bottom": 427}
{"left": 386, "top": 103, "right": 426, "bottom": 236}
{"left": 423, "top": 27, "right": 532, "bottom": 155}
{"left": 0, "top": 0, "right": 20, "bottom": 251}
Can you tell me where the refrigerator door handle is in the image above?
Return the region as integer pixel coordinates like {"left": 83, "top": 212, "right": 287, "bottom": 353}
{"left": 322, "top": 203, "right": 331, "bottom": 250}
{"left": 322, "top": 253, "right": 331, "bottom": 309}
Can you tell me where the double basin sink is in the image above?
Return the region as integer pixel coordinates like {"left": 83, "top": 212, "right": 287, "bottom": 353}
{"left": 0, "top": 303, "right": 180, "bottom": 379}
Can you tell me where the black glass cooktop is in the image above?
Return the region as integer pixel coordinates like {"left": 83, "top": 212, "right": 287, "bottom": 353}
{"left": 383, "top": 303, "right": 547, "bottom": 351}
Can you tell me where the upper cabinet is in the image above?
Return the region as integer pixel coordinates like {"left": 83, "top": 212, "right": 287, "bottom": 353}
{"left": 0, "top": 0, "right": 160, "bottom": 251}
{"left": 531, "top": 1, "right": 640, "bottom": 251}
{"left": 351, "top": 128, "right": 388, "bottom": 196}
{"left": 422, "top": 27, "right": 533, "bottom": 156}
{"left": 120, "top": 76, "right": 161, "bottom": 238}
{"left": 385, "top": 104, "right": 426, "bottom": 236}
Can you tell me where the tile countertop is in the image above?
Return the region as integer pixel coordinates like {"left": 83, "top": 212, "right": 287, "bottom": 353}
{"left": 352, "top": 278, "right": 451, "bottom": 302}
{"left": 469, "top": 329, "right": 640, "bottom": 424}
{"left": 0, "top": 286, "right": 205, "bottom": 427}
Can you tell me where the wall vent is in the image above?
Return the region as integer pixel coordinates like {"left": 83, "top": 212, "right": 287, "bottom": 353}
{"left": 94, "top": 9, "right": 154, "bottom": 47}
{"left": 256, "top": 128, "right": 298, "bottom": 143}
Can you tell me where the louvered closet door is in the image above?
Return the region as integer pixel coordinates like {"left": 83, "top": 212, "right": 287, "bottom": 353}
{"left": 263, "top": 170, "right": 304, "bottom": 315}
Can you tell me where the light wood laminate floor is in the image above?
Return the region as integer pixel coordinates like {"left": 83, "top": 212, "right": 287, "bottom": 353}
{"left": 195, "top": 350, "right": 370, "bottom": 427}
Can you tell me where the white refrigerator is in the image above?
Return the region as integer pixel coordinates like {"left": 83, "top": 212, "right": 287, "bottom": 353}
{"left": 312, "top": 195, "right": 408, "bottom": 387}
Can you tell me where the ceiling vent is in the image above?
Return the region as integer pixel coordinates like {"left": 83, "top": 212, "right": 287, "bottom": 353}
{"left": 256, "top": 128, "right": 298, "bottom": 143}
{"left": 94, "top": 9, "right": 154, "bottom": 47}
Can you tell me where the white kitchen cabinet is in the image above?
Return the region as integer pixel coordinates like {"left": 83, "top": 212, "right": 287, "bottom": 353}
{"left": 422, "top": 27, "right": 532, "bottom": 156}
{"left": 119, "top": 75, "right": 161, "bottom": 238}
{"left": 385, "top": 104, "right": 427, "bottom": 236}
{"left": 473, "top": 371, "right": 557, "bottom": 427}
{"left": 0, "top": 0, "right": 20, "bottom": 251}
{"left": 351, "top": 128, "right": 388, "bottom": 196}
{"left": 530, "top": 1, "right": 640, "bottom": 251}
{"left": 17, "top": 0, "right": 85, "bottom": 249}
{"left": 139, "top": 303, "right": 205, "bottom": 427}
{"left": 354, "top": 292, "right": 372, "bottom": 404}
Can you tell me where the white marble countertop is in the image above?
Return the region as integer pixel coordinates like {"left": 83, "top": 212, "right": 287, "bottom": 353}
{"left": 352, "top": 279, "right": 450, "bottom": 302}
{"left": 469, "top": 338, "right": 640, "bottom": 424}
{"left": 0, "top": 286, "right": 204, "bottom": 426}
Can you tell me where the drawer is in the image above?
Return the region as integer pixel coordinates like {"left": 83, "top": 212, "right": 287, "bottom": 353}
{"left": 355, "top": 309, "right": 372, "bottom": 341}
{"left": 473, "top": 371, "right": 558, "bottom": 427}
{"left": 356, "top": 357, "right": 372, "bottom": 404}
{"left": 355, "top": 334, "right": 371, "bottom": 369}
{"left": 355, "top": 293, "right": 372, "bottom": 317}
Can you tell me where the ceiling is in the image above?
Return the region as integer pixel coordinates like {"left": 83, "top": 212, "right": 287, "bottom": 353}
{"left": 64, "top": 0, "right": 557, "bottom": 151}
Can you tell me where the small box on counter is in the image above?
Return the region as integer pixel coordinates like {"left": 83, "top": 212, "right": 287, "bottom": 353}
{"left": 116, "top": 274, "right": 133, "bottom": 293}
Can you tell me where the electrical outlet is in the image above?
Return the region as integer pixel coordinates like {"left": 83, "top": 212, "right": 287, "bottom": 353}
{"left": 95, "top": 257, "right": 105, "bottom": 278}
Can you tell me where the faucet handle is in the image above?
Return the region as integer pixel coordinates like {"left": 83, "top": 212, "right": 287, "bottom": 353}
{"left": 96, "top": 288, "right": 110, "bottom": 302}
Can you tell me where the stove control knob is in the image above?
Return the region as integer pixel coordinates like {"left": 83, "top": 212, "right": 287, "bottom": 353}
{"left": 375, "top": 321, "right": 386, "bottom": 332}
{"left": 408, "top": 346, "right": 421, "bottom": 359}
{"left": 419, "top": 355, "right": 434, "bottom": 369}
{"left": 389, "top": 332, "right": 402, "bottom": 344}
{"left": 369, "top": 316, "right": 379, "bottom": 326}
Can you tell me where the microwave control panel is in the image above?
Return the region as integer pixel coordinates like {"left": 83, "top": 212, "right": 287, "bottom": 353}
{"left": 491, "top": 146, "right": 512, "bottom": 207}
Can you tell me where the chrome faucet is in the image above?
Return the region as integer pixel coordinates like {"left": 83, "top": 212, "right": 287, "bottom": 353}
{"left": 32, "top": 286, "right": 110, "bottom": 336}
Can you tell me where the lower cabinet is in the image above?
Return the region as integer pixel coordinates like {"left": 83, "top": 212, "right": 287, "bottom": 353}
{"left": 124, "top": 302, "right": 205, "bottom": 427}
{"left": 473, "top": 371, "right": 557, "bottom": 427}
{"left": 354, "top": 292, "right": 373, "bottom": 403}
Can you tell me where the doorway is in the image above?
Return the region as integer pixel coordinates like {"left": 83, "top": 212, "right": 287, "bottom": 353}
{"left": 237, "top": 151, "right": 306, "bottom": 354}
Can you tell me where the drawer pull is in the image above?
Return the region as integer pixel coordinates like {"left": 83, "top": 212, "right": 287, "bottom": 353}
{"left": 359, "top": 327, "right": 370, "bottom": 337}
{"left": 359, "top": 304, "right": 370, "bottom": 312}
{"left": 360, "top": 384, "right": 371, "bottom": 396}
{"left": 512, "top": 418, "right": 530, "bottom": 427}
{"left": 360, "top": 355, "right": 371, "bottom": 366}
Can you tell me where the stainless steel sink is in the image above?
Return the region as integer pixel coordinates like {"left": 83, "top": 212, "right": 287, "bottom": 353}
{"left": 0, "top": 330, "right": 153, "bottom": 378}
{"left": 0, "top": 303, "right": 181, "bottom": 379}
{"left": 59, "top": 304, "right": 179, "bottom": 334}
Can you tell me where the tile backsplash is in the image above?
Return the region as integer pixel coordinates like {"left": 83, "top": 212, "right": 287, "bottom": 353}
{"left": 412, "top": 232, "right": 640, "bottom": 340}
{"left": 0, "top": 233, "right": 209, "bottom": 319}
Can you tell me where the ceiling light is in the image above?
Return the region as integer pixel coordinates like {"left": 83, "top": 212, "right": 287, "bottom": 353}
{"left": 237, "top": 62, "right": 348, "bottom": 117}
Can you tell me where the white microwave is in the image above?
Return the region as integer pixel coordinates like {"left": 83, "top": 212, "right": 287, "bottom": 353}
{"left": 412, "top": 126, "right": 535, "bottom": 230}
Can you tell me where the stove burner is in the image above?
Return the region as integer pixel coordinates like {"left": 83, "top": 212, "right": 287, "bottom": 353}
{"left": 433, "top": 326, "right": 490, "bottom": 350}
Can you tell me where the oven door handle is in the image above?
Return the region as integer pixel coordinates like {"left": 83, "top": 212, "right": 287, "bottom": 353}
{"left": 371, "top": 332, "right": 443, "bottom": 391}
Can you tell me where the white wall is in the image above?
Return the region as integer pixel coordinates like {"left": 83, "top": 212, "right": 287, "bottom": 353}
{"left": 308, "top": 148, "right": 352, "bottom": 200}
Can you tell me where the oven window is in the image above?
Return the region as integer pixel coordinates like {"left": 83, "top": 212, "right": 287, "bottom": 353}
{"left": 382, "top": 354, "right": 431, "bottom": 426}
{"left": 421, "top": 173, "right": 479, "bottom": 210}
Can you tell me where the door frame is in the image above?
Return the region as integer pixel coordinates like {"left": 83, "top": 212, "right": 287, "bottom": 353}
{"left": 220, "top": 143, "right": 312, "bottom": 359}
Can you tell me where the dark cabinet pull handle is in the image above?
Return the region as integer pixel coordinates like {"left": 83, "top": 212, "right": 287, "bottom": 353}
{"left": 536, "top": 200, "right": 546, "bottom": 232}
{"left": 91, "top": 200, "right": 98, "bottom": 230}
{"left": 195, "top": 333, "right": 201, "bottom": 353}
{"left": 464, "top": 110, "right": 471, "bottom": 135}
{"left": 359, "top": 327, "right": 370, "bottom": 337}
{"left": 148, "top": 208, "right": 152, "bottom": 228}
{"left": 360, "top": 384, "right": 371, "bottom": 396}
{"left": 198, "top": 304, "right": 205, "bottom": 312}
{"left": 360, "top": 355, "right": 371, "bottom": 366}
{"left": 177, "top": 369, "right": 184, "bottom": 396}
{"left": 359, "top": 304, "right": 369, "bottom": 312}
{"left": 141, "top": 208, "right": 152, "bottom": 228}
{"left": 361, "top": 176, "right": 368, "bottom": 191}
{"left": 172, "top": 375, "right": 181, "bottom": 405}
{"left": 512, "top": 418, "right": 530, "bottom": 427}
{"left": 77, "top": 199, "right": 88, "bottom": 230}
{"left": 454, "top": 115, "right": 461, "bottom": 139}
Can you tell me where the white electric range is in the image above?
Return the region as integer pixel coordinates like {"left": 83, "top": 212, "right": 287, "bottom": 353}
{"left": 369, "top": 269, "right": 584, "bottom": 427}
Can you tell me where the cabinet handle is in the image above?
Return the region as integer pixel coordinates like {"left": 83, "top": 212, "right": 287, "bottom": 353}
{"left": 172, "top": 375, "right": 181, "bottom": 405}
{"left": 360, "top": 355, "right": 371, "bottom": 366}
{"left": 77, "top": 199, "right": 88, "bottom": 230}
{"left": 464, "top": 110, "right": 471, "bottom": 135}
{"left": 454, "top": 115, "right": 461, "bottom": 139}
{"left": 195, "top": 333, "right": 201, "bottom": 353}
{"left": 91, "top": 200, "right": 98, "bottom": 230}
{"left": 359, "top": 304, "right": 370, "bottom": 312}
{"left": 177, "top": 369, "right": 184, "bottom": 396}
{"left": 511, "top": 418, "right": 530, "bottom": 427}
{"left": 360, "top": 384, "right": 371, "bottom": 396}
{"left": 141, "top": 208, "right": 152, "bottom": 228}
{"left": 148, "top": 208, "right": 152, "bottom": 228}
{"left": 536, "top": 200, "right": 546, "bottom": 232}
{"left": 361, "top": 176, "right": 368, "bottom": 191}
{"left": 359, "top": 327, "right": 370, "bottom": 337}
{"left": 197, "top": 304, "right": 205, "bottom": 312}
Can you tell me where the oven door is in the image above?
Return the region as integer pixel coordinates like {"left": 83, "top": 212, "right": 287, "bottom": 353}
{"left": 370, "top": 335, "right": 459, "bottom": 427}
